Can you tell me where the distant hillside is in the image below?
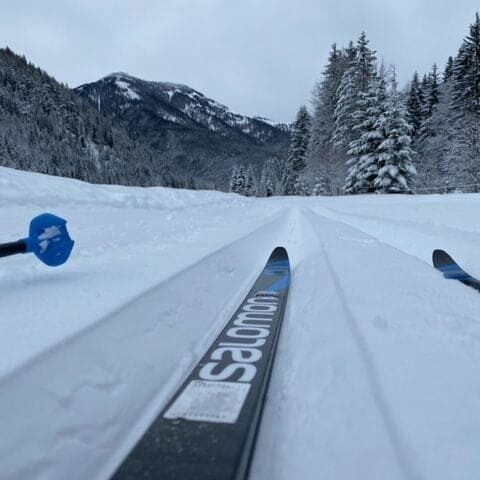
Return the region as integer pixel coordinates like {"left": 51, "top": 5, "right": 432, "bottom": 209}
{"left": 76, "top": 73, "right": 290, "bottom": 188}
{"left": 0, "top": 48, "right": 171, "bottom": 187}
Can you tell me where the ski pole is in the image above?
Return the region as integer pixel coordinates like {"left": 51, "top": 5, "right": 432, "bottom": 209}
{"left": 0, "top": 213, "right": 74, "bottom": 266}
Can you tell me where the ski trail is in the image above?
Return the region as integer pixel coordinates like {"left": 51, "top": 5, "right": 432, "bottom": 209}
{"left": 310, "top": 204, "right": 480, "bottom": 302}
{"left": 318, "top": 204, "right": 480, "bottom": 239}
{"left": 306, "top": 211, "right": 423, "bottom": 480}
{"left": 301, "top": 208, "right": 480, "bottom": 480}
{"left": 312, "top": 204, "right": 480, "bottom": 267}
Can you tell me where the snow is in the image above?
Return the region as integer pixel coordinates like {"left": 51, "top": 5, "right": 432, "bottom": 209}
{"left": 253, "top": 115, "right": 280, "bottom": 126}
{"left": 164, "top": 88, "right": 176, "bottom": 101}
{"left": 114, "top": 77, "right": 140, "bottom": 101}
{"left": 2, "top": 166, "right": 480, "bottom": 479}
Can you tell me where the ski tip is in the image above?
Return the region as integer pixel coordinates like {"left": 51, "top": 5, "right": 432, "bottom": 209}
{"left": 270, "top": 246, "right": 289, "bottom": 261}
{"left": 432, "top": 249, "right": 455, "bottom": 269}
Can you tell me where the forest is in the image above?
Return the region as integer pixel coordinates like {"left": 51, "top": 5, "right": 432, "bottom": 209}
{"left": 231, "top": 13, "right": 480, "bottom": 197}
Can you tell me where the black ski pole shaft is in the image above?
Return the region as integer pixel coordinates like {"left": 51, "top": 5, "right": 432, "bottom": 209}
{"left": 0, "top": 240, "right": 27, "bottom": 259}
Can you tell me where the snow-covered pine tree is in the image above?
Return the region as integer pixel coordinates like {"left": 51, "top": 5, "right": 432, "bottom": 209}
{"left": 374, "top": 82, "right": 416, "bottom": 193}
{"left": 406, "top": 72, "right": 426, "bottom": 138}
{"left": 332, "top": 65, "right": 358, "bottom": 149}
{"left": 235, "top": 165, "right": 247, "bottom": 195}
{"left": 344, "top": 41, "right": 357, "bottom": 65}
{"left": 257, "top": 169, "right": 267, "bottom": 197}
{"left": 344, "top": 69, "right": 387, "bottom": 194}
{"left": 229, "top": 165, "right": 239, "bottom": 193}
{"left": 186, "top": 176, "right": 196, "bottom": 190}
{"left": 444, "top": 112, "right": 480, "bottom": 191}
{"left": 293, "top": 178, "right": 310, "bottom": 196}
{"left": 272, "top": 157, "right": 287, "bottom": 195}
{"left": 418, "top": 64, "right": 442, "bottom": 147}
{"left": 333, "top": 32, "right": 377, "bottom": 149}
{"left": 244, "top": 165, "right": 257, "bottom": 197}
{"left": 258, "top": 159, "right": 277, "bottom": 197}
{"left": 421, "top": 74, "right": 429, "bottom": 93}
{"left": 423, "top": 64, "right": 440, "bottom": 119}
{"left": 282, "top": 106, "right": 311, "bottom": 195}
{"left": 451, "top": 12, "right": 480, "bottom": 115}
{"left": 355, "top": 32, "right": 378, "bottom": 89}
{"left": 443, "top": 56, "right": 454, "bottom": 82}
{"left": 308, "top": 44, "right": 353, "bottom": 195}
{"left": 311, "top": 178, "right": 325, "bottom": 195}
{"left": 414, "top": 77, "right": 453, "bottom": 191}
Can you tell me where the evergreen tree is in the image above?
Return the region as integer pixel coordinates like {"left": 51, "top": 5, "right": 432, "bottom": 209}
{"left": 344, "top": 41, "right": 357, "bottom": 65}
{"left": 444, "top": 56, "right": 454, "bottom": 82}
{"left": 415, "top": 80, "right": 455, "bottom": 190}
{"left": 258, "top": 159, "right": 277, "bottom": 197}
{"left": 452, "top": 13, "right": 480, "bottom": 115}
{"left": 418, "top": 64, "right": 441, "bottom": 143}
{"left": 235, "top": 165, "right": 247, "bottom": 195}
{"left": 229, "top": 165, "right": 239, "bottom": 193}
{"left": 257, "top": 168, "right": 267, "bottom": 197}
{"left": 332, "top": 66, "right": 358, "bottom": 149}
{"left": 333, "top": 32, "right": 377, "bottom": 149}
{"left": 293, "top": 178, "right": 310, "bottom": 196}
{"left": 282, "top": 106, "right": 311, "bottom": 194}
{"left": 344, "top": 70, "right": 387, "bottom": 194}
{"left": 311, "top": 178, "right": 325, "bottom": 195}
{"left": 423, "top": 64, "right": 440, "bottom": 118}
{"left": 244, "top": 165, "right": 257, "bottom": 197}
{"left": 374, "top": 86, "right": 416, "bottom": 193}
{"left": 421, "top": 74, "right": 429, "bottom": 92}
{"left": 308, "top": 44, "right": 352, "bottom": 195}
{"left": 355, "top": 32, "right": 378, "bottom": 90}
{"left": 406, "top": 72, "right": 425, "bottom": 138}
{"left": 444, "top": 112, "right": 480, "bottom": 190}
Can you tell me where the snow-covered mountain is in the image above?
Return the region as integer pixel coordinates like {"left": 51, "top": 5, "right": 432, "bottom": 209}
{"left": 76, "top": 73, "right": 290, "bottom": 189}
{"left": 76, "top": 72, "right": 289, "bottom": 143}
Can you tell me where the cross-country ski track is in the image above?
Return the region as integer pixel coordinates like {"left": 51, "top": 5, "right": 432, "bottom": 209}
{"left": 1, "top": 167, "right": 480, "bottom": 479}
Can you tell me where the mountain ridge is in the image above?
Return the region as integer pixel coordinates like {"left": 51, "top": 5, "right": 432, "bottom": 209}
{"left": 76, "top": 72, "right": 290, "bottom": 142}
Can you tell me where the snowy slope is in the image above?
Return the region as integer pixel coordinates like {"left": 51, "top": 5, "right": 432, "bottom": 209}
{"left": 1, "top": 166, "right": 480, "bottom": 480}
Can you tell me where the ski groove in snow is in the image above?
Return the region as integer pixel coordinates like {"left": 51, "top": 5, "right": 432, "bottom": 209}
{"left": 252, "top": 208, "right": 411, "bottom": 480}
{"left": 313, "top": 203, "right": 480, "bottom": 269}
{"left": 306, "top": 209, "right": 424, "bottom": 480}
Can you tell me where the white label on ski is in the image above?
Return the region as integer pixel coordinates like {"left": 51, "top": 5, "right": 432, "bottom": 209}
{"left": 163, "top": 380, "right": 250, "bottom": 424}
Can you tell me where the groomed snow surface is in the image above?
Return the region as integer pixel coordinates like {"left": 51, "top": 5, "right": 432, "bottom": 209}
{"left": 1, "top": 166, "right": 480, "bottom": 480}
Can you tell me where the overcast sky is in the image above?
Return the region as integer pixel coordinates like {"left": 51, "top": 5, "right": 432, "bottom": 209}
{"left": 1, "top": 1, "right": 478, "bottom": 122}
